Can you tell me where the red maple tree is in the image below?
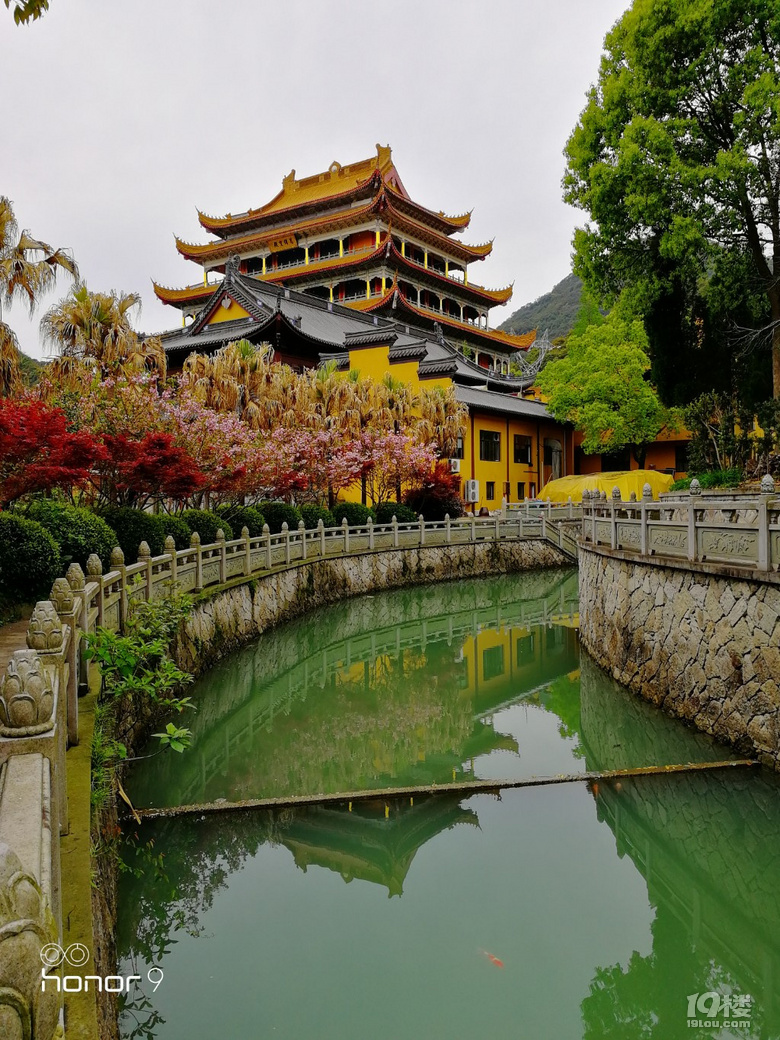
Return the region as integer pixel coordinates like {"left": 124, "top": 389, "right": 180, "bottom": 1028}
{"left": 0, "top": 399, "right": 104, "bottom": 508}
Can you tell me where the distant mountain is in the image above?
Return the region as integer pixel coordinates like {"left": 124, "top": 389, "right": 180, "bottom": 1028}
{"left": 18, "top": 350, "right": 45, "bottom": 385}
{"left": 499, "top": 273, "right": 582, "bottom": 341}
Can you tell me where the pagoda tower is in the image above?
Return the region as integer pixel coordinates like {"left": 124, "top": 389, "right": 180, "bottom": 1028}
{"left": 154, "top": 144, "right": 534, "bottom": 369}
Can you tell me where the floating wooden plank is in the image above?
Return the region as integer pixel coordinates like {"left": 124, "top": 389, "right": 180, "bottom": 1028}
{"left": 133, "top": 758, "right": 759, "bottom": 820}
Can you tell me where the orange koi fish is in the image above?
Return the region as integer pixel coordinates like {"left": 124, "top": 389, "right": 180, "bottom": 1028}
{"left": 479, "top": 948, "right": 504, "bottom": 968}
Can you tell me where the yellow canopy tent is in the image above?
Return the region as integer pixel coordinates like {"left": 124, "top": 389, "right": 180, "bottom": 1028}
{"left": 538, "top": 470, "right": 674, "bottom": 503}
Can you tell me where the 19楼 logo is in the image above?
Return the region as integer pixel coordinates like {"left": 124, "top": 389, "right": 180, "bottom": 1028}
{"left": 40, "top": 943, "right": 163, "bottom": 993}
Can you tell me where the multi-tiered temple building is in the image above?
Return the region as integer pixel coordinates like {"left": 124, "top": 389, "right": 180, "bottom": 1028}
{"left": 155, "top": 144, "right": 534, "bottom": 373}
{"left": 153, "top": 146, "right": 687, "bottom": 508}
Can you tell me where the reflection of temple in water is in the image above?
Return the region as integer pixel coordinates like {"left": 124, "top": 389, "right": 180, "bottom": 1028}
{"left": 577, "top": 657, "right": 780, "bottom": 1038}
{"left": 128, "top": 572, "right": 580, "bottom": 809}
{"left": 280, "top": 796, "right": 480, "bottom": 898}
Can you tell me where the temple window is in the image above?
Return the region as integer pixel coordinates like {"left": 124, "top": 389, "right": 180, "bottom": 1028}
{"left": 479, "top": 430, "right": 501, "bottom": 462}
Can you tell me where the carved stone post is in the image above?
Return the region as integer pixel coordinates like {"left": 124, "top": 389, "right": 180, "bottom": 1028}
{"left": 86, "top": 552, "right": 104, "bottom": 628}
{"left": 49, "top": 579, "right": 78, "bottom": 747}
{"left": 418, "top": 514, "right": 425, "bottom": 546}
{"left": 263, "top": 524, "right": 272, "bottom": 570}
{"left": 391, "top": 515, "right": 399, "bottom": 548}
{"left": 367, "top": 516, "right": 374, "bottom": 551}
{"left": 107, "top": 546, "right": 127, "bottom": 633}
{"left": 688, "top": 478, "right": 701, "bottom": 562}
{"left": 445, "top": 513, "right": 451, "bottom": 544}
{"left": 66, "top": 563, "right": 89, "bottom": 696}
{"left": 25, "top": 606, "right": 69, "bottom": 825}
{"left": 759, "top": 474, "right": 775, "bottom": 571}
{"left": 317, "top": 518, "right": 326, "bottom": 557}
{"left": 190, "top": 532, "right": 203, "bottom": 592}
{"left": 298, "top": 520, "right": 307, "bottom": 560}
{"left": 164, "top": 535, "right": 178, "bottom": 589}
{"left": 242, "top": 526, "right": 252, "bottom": 575}
{"left": 216, "top": 528, "right": 227, "bottom": 583}
{"left": 342, "top": 518, "right": 350, "bottom": 554}
{"left": 137, "top": 541, "right": 152, "bottom": 601}
{"left": 641, "top": 483, "right": 653, "bottom": 555}
{"left": 611, "top": 487, "right": 621, "bottom": 550}
{"left": 281, "top": 523, "right": 291, "bottom": 565}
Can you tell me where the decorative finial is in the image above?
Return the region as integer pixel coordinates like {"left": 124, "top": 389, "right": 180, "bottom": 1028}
{"left": 689, "top": 478, "right": 702, "bottom": 496}
{"left": 66, "top": 562, "right": 85, "bottom": 591}
{"left": 86, "top": 553, "right": 102, "bottom": 577}
{"left": 0, "top": 650, "right": 55, "bottom": 735}
{"left": 642, "top": 483, "right": 653, "bottom": 499}
{"left": 110, "top": 546, "right": 125, "bottom": 569}
{"left": 26, "top": 602, "right": 63, "bottom": 652}
{"left": 137, "top": 541, "right": 151, "bottom": 560}
{"left": 761, "top": 473, "right": 775, "bottom": 494}
{"left": 49, "top": 577, "right": 74, "bottom": 614}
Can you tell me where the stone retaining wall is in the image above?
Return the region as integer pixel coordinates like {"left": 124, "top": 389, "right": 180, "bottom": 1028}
{"left": 579, "top": 542, "right": 780, "bottom": 768}
{"left": 176, "top": 540, "right": 568, "bottom": 677}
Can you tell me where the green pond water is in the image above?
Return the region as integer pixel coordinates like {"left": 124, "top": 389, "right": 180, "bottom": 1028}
{"left": 118, "top": 570, "right": 780, "bottom": 1040}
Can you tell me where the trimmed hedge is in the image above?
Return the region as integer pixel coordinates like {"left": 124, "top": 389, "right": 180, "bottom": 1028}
{"left": 180, "top": 510, "right": 233, "bottom": 544}
{"left": 27, "top": 500, "right": 116, "bottom": 569}
{"left": 159, "top": 514, "right": 192, "bottom": 551}
{"left": 331, "top": 502, "right": 376, "bottom": 527}
{"left": 258, "top": 502, "right": 302, "bottom": 534}
{"left": 374, "top": 501, "right": 418, "bottom": 525}
{"left": 216, "top": 505, "right": 266, "bottom": 537}
{"left": 300, "top": 504, "right": 335, "bottom": 530}
{"left": 101, "top": 508, "right": 167, "bottom": 560}
{"left": 0, "top": 513, "right": 61, "bottom": 599}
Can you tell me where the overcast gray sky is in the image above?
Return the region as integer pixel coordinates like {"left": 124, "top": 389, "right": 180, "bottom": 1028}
{"left": 2, "top": 0, "right": 629, "bottom": 360}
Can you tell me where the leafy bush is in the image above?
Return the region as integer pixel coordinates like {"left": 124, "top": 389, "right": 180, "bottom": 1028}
{"left": 374, "top": 501, "right": 418, "bottom": 525}
{"left": 216, "top": 504, "right": 266, "bottom": 537}
{"left": 27, "top": 500, "right": 116, "bottom": 569}
{"left": 300, "top": 504, "right": 335, "bottom": 529}
{"left": 331, "top": 502, "right": 376, "bottom": 527}
{"left": 102, "top": 507, "right": 166, "bottom": 560}
{"left": 404, "top": 461, "right": 464, "bottom": 521}
{"left": 0, "top": 513, "right": 61, "bottom": 598}
{"left": 180, "top": 509, "right": 233, "bottom": 544}
{"left": 159, "top": 514, "right": 192, "bottom": 550}
{"left": 670, "top": 468, "right": 742, "bottom": 492}
{"left": 258, "top": 502, "right": 302, "bottom": 533}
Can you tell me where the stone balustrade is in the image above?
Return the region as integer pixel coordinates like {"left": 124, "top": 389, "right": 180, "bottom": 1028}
{"left": 580, "top": 477, "right": 780, "bottom": 573}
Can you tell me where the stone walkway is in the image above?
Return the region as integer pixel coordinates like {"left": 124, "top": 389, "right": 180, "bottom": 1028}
{"left": 0, "top": 618, "right": 30, "bottom": 677}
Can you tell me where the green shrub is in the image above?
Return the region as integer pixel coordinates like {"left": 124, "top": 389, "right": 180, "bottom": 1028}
{"left": 0, "top": 513, "right": 61, "bottom": 598}
{"left": 374, "top": 501, "right": 418, "bottom": 525}
{"left": 101, "top": 508, "right": 166, "bottom": 560}
{"left": 258, "top": 502, "right": 302, "bottom": 533}
{"left": 331, "top": 502, "right": 376, "bottom": 527}
{"left": 180, "top": 509, "right": 233, "bottom": 544}
{"left": 216, "top": 504, "right": 266, "bottom": 537}
{"left": 670, "top": 469, "right": 742, "bottom": 493}
{"left": 404, "top": 488, "right": 464, "bottom": 521}
{"left": 27, "top": 500, "right": 116, "bottom": 569}
{"left": 300, "top": 504, "right": 335, "bottom": 529}
{"left": 159, "top": 514, "right": 192, "bottom": 550}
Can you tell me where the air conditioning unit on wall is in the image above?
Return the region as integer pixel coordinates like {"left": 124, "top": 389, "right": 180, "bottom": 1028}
{"left": 464, "top": 479, "right": 479, "bottom": 503}
{"left": 448, "top": 458, "right": 461, "bottom": 474}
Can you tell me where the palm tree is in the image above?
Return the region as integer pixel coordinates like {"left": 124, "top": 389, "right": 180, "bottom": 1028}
{"left": 418, "top": 385, "right": 467, "bottom": 457}
{"left": 41, "top": 285, "right": 165, "bottom": 381}
{"left": 0, "top": 196, "right": 78, "bottom": 395}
